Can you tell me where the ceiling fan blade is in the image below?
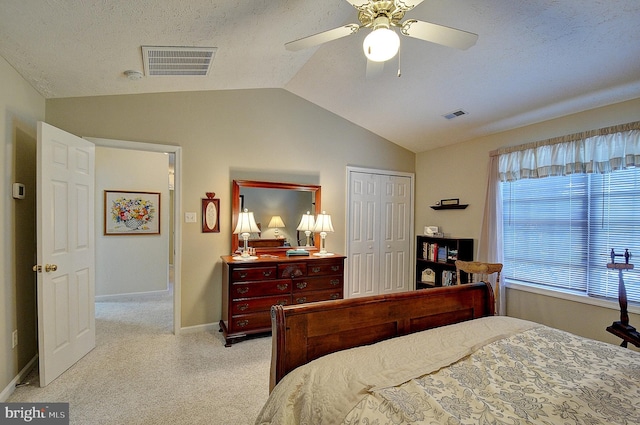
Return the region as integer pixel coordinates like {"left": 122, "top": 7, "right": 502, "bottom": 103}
{"left": 401, "top": 19, "right": 478, "bottom": 50}
{"left": 285, "top": 24, "right": 360, "bottom": 51}
{"left": 394, "top": 0, "right": 425, "bottom": 11}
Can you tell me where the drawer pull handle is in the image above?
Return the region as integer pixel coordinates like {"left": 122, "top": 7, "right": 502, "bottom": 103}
{"left": 237, "top": 320, "right": 249, "bottom": 328}
{"left": 277, "top": 283, "right": 289, "bottom": 291}
{"left": 330, "top": 279, "right": 340, "bottom": 286}
{"left": 239, "top": 272, "right": 248, "bottom": 278}
{"left": 263, "top": 270, "right": 273, "bottom": 277}
{"left": 277, "top": 299, "right": 289, "bottom": 306}
{"left": 311, "top": 267, "right": 321, "bottom": 273}
{"left": 237, "top": 287, "right": 249, "bottom": 294}
{"left": 331, "top": 266, "right": 340, "bottom": 271}
{"left": 330, "top": 293, "right": 340, "bottom": 300}
{"left": 237, "top": 303, "right": 249, "bottom": 311}
{"left": 296, "top": 282, "right": 308, "bottom": 289}
{"left": 296, "top": 297, "right": 307, "bottom": 304}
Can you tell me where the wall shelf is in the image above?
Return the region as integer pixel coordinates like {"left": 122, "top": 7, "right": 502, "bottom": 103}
{"left": 430, "top": 204, "right": 468, "bottom": 210}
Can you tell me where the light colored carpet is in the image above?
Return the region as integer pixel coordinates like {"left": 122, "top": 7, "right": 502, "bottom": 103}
{"left": 7, "top": 289, "right": 272, "bottom": 424}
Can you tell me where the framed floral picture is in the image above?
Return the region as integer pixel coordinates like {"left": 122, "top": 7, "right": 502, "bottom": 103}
{"left": 104, "top": 190, "right": 161, "bottom": 235}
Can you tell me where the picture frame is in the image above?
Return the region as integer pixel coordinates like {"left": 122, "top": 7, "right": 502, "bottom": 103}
{"left": 440, "top": 198, "right": 460, "bottom": 206}
{"left": 202, "top": 198, "right": 220, "bottom": 233}
{"left": 104, "top": 190, "right": 160, "bottom": 235}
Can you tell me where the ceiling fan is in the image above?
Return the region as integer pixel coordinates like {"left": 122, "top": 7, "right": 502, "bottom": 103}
{"left": 285, "top": 0, "right": 478, "bottom": 63}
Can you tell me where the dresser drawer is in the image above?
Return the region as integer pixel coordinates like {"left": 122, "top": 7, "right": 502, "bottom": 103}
{"left": 293, "top": 289, "right": 342, "bottom": 304}
{"left": 278, "top": 263, "right": 307, "bottom": 278}
{"left": 232, "top": 295, "right": 291, "bottom": 315}
{"left": 231, "top": 266, "right": 277, "bottom": 281}
{"left": 292, "top": 275, "right": 343, "bottom": 292}
{"left": 229, "top": 313, "right": 272, "bottom": 332}
{"left": 231, "top": 279, "right": 291, "bottom": 299}
{"left": 307, "top": 260, "right": 344, "bottom": 276}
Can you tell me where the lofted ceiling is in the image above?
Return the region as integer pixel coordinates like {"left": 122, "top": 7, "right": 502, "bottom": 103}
{"left": 1, "top": 0, "right": 639, "bottom": 153}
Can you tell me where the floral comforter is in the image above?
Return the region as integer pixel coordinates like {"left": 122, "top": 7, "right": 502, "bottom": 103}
{"left": 255, "top": 316, "right": 640, "bottom": 425}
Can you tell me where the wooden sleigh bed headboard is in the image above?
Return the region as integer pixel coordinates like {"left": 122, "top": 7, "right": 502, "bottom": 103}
{"left": 269, "top": 282, "right": 494, "bottom": 390}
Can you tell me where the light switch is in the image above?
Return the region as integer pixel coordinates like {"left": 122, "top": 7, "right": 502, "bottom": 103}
{"left": 185, "top": 212, "right": 197, "bottom": 223}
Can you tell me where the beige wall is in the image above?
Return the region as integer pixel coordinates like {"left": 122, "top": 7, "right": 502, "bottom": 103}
{"left": 415, "top": 97, "right": 640, "bottom": 346}
{"left": 0, "top": 56, "right": 45, "bottom": 397}
{"left": 45, "top": 89, "right": 415, "bottom": 329}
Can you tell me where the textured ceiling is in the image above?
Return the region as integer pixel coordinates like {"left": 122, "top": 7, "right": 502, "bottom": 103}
{"left": 1, "top": 0, "right": 639, "bottom": 153}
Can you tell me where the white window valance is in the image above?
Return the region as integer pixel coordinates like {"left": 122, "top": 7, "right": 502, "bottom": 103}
{"left": 495, "top": 122, "right": 640, "bottom": 182}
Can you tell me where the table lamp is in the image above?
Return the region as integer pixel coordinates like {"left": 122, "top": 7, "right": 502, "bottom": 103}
{"left": 296, "top": 211, "right": 316, "bottom": 247}
{"left": 313, "top": 211, "right": 334, "bottom": 256}
{"left": 268, "top": 215, "right": 285, "bottom": 239}
{"left": 233, "top": 208, "right": 260, "bottom": 258}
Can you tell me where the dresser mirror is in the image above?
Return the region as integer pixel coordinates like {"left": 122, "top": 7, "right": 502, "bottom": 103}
{"left": 231, "top": 180, "right": 321, "bottom": 253}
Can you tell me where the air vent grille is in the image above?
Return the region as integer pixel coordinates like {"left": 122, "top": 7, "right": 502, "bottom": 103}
{"left": 142, "top": 46, "right": 217, "bottom": 76}
{"left": 443, "top": 110, "right": 468, "bottom": 120}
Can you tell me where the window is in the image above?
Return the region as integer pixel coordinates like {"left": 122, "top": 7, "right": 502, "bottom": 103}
{"left": 502, "top": 168, "right": 640, "bottom": 303}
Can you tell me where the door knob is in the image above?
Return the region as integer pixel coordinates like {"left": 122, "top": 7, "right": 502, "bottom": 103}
{"left": 45, "top": 264, "right": 58, "bottom": 272}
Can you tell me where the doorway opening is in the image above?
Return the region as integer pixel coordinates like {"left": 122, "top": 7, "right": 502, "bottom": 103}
{"left": 88, "top": 137, "right": 182, "bottom": 334}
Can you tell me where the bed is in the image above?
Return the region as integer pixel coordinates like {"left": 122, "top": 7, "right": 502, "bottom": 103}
{"left": 256, "top": 283, "right": 640, "bottom": 424}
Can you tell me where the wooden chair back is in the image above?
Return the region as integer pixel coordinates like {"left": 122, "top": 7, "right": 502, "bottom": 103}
{"left": 455, "top": 260, "right": 503, "bottom": 314}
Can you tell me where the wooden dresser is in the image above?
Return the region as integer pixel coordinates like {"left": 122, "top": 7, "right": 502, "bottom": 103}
{"left": 220, "top": 254, "right": 346, "bottom": 346}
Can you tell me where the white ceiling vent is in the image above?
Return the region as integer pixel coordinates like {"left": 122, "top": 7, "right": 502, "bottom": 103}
{"left": 443, "top": 109, "right": 468, "bottom": 120}
{"left": 142, "top": 46, "right": 217, "bottom": 76}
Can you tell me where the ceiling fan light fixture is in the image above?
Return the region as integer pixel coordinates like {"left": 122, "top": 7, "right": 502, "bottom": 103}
{"left": 363, "top": 26, "right": 400, "bottom": 62}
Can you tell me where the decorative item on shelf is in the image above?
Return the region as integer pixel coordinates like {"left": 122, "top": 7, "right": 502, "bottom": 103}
{"left": 268, "top": 215, "right": 286, "bottom": 239}
{"left": 424, "top": 226, "right": 444, "bottom": 237}
{"left": 430, "top": 198, "right": 468, "bottom": 210}
{"left": 313, "top": 211, "right": 334, "bottom": 256}
{"left": 202, "top": 192, "right": 220, "bottom": 233}
{"left": 233, "top": 208, "right": 260, "bottom": 260}
{"left": 421, "top": 268, "right": 435, "bottom": 285}
{"left": 296, "top": 211, "right": 316, "bottom": 247}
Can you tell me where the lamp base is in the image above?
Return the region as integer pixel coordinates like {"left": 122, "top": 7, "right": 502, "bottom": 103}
{"left": 313, "top": 252, "right": 334, "bottom": 257}
{"left": 233, "top": 255, "right": 258, "bottom": 261}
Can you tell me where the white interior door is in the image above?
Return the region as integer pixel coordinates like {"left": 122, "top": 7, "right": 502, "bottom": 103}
{"left": 346, "top": 168, "right": 414, "bottom": 298}
{"left": 36, "top": 122, "right": 95, "bottom": 387}
{"left": 379, "top": 175, "right": 412, "bottom": 293}
{"left": 347, "top": 172, "right": 379, "bottom": 297}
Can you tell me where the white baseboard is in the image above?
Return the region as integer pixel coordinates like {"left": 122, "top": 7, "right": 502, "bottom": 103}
{"left": 95, "top": 288, "right": 171, "bottom": 302}
{"left": 179, "top": 322, "right": 218, "bottom": 334}
{"left": 0, "top": 355, "right": 38, "bottom": 402}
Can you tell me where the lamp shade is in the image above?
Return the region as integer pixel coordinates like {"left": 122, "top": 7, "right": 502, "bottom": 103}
{"left": 363, "top": 27, "right": 400, "bottom": 62}
{"left": 296, "top": 211, "right": 315, "bottom": 232}
{"left": 268, "top": 215, "right": 285, "bottom": 228}
{"left": 233, "top": 209, "right": 260, "bottom": 234}
{"left": 313, "top": 211, "right": 334, "bottom": 233}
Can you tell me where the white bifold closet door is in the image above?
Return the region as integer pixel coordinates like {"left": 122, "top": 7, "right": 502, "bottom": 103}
{"left": 346, "top": 168, "right": 414, "bottom": 298}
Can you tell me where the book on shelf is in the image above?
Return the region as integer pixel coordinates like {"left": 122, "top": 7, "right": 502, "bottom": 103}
{"left": 437, "top": 246, "right": 447, "bottom": 263}
{"left": 441, "top": 270, "right": 457, "bottom": 286}
{"left": 447, "top": 249, "right": 458, "bottom": 261}
{"left": 422, "top": 242, "right": 439, "bottom": 261}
